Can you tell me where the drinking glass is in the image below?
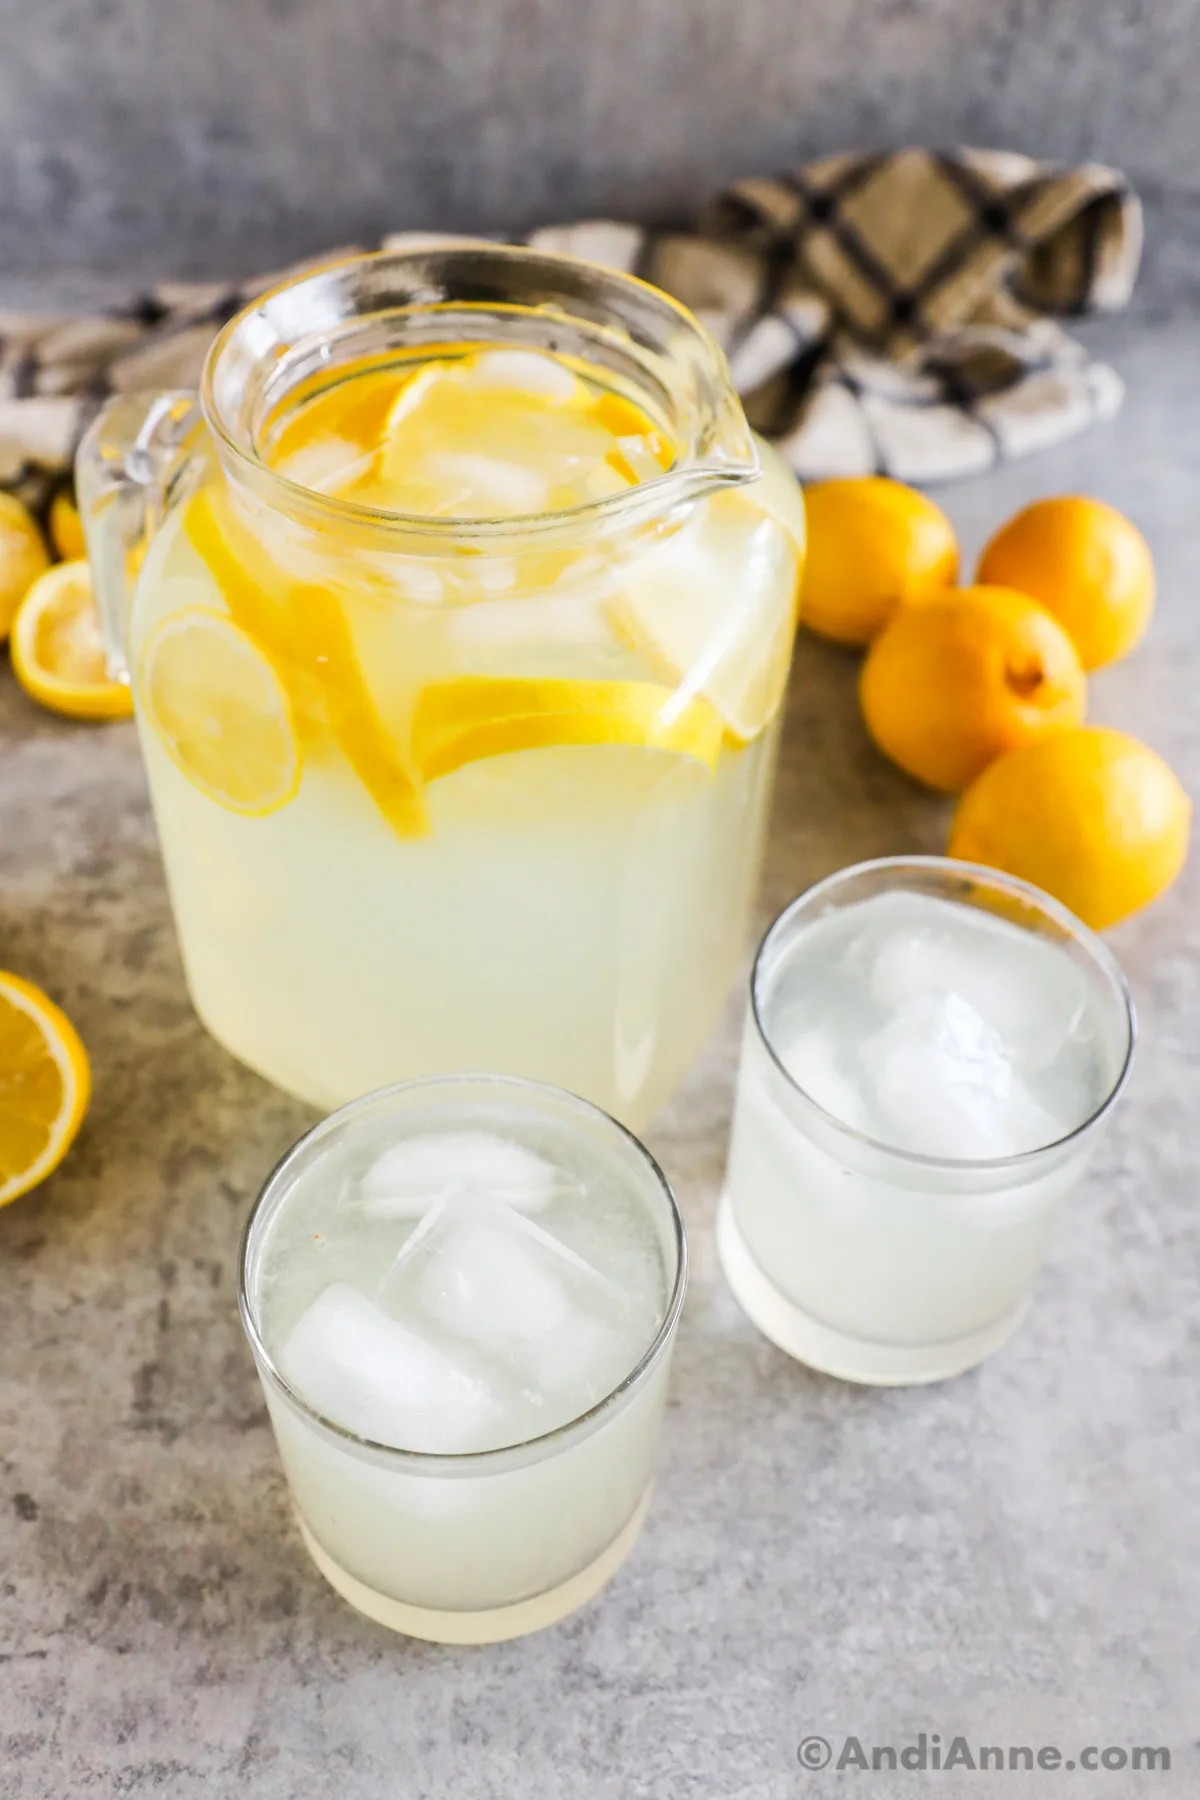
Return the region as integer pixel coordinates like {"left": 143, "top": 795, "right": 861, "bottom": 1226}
{"left": 239, "top": 1073, "right": 687, "bottom": 1642}
{"left": 718, "top": 858, "right": 1135, "bottom": 1384}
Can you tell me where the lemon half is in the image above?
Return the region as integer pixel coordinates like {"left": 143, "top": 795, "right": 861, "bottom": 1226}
{"left": 0, "top": 971, "right": 91, "bottom": 1207}
{"left": 11, "top": 561, "right": 133, "bottom": 720}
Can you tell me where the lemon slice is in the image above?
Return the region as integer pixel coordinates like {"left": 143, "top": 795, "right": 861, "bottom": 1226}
{"left": 375, "top": 349, "right": 664, "bottom": 518}
{"left": 413, "top": 675, "right": 724, "bottom": 784}
{"left": 609, "top": 480, "right": 803, "bottom": 743}
{"left": 11, "top": 561, "right": 133, "bottom": 720}
{"left": 0, "top": 492, "right": 51, "bottom": 641}
{"left": 138, "top": 606, "right": 303, "bottom": 816}
{"left": 185, "top": 488, "right": 428, "bottom": 837}
{"left": 0, "top": 971, "right": 90, "bottom": 1206}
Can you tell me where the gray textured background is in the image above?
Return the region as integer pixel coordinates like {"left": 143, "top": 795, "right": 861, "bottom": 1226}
{"left": 3, "top": 314, "right": 1199, "bottom": 1796}
{"left": 0, "top": 0, "right": 1198, "bottom": 302}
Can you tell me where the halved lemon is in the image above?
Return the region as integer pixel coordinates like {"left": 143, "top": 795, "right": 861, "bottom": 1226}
{"left": 11, "top": 561, "right": 133, "bottom": 720}
{"left": 0, "top": 971, "right": 90, "bottom": 1207}
{"left": 0, "top": 492, "right": 51, "bottom": 641}
{"left": 609, "top": 477, "right": 803, "bottom": 744}
{"left": 413, "top": 675, "right": 724, "bottom": 784}
{"left": 138, "top": 606, "right": 302, "bottom": 815}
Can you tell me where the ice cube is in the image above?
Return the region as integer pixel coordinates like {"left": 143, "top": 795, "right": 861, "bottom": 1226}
{"left": 470, "top": 556, "right": 518, "bottom": 596}
{"left": 379, "top": 1199, "right": 626, "bottom": 1407}
{"left": 279, "top": 1282, "right": 498, "bottom": 1453}
{"left": 612, "top": 433, "right": 668, "bottom": 483}
{"left": 865, "top": 900, "right": 1091, "bottom": 1070}
{"left": 420, "top": 450, "right": 553, "bottom": 518}
{"left": 361, "top": 554, "right": 445, "bottom": 606}
{"left": 446, "top": 592, "right": 610, "bottom": 650}
{"left": 860, "top": 991, "right": 1065, "bottom": 1159}
{"left": 609, "top": 494, "right": 797, "bottom": 739}
{"left": 577, "top": 459, "right": 635, "bottom": 501}
{"left": 778, "top": 1027, "right": 869, "bottom": 1132}
{"left": 462, "top": 348, "right": 581, "bottom": 404}
{"left": 274, "top": 435, "right": 377, "bottom": 496}
{"left": 359, "top": 1130, "right": 562, "bottom": 1220}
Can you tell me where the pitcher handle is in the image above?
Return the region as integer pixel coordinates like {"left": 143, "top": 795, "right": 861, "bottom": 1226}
{"left": 75, "top": 390, "right": 202, "bottom": 680}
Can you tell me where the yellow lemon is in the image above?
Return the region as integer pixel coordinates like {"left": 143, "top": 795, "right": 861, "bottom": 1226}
{"left": 860, "top": 585, "right": 1087, "bottom": 792}
{"left": 0, "top": 971, "right": 90, "bottom": 1206}
{"left": 138, "top": 606, "right": 303, "bottom": 816}
{"left": 977, "top": 495, "right": 1154, "bottom": 670}
{"left": 49, "top": 492, "right": 87, "bottom": 561}
{"left": 0, "top": 493, "right": 51, "bottom": 641}
{"left": 11, "top": 562, "right": 133, "bottom": 720}
{"left": 800, "top": 476, "right": 958, "bottom": 646}
{"left": 949, "top": 727, "right": 1191, "bottom": 929}
{"left": 412, "top": 676, "right": 724, "bottom": 783}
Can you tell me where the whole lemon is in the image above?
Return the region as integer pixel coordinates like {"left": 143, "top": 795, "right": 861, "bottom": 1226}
{"left": 0, "top": 493, "right": 50, "bottom": 642}
{"left": 800, "top": 476, "right": 958, "bottom": 645}
{"left": 949, "top": 727, "right": 1190, "bottom": 929}
{"left": 860, "top": 584, "right": 1087, "bottom": 792}
{"left": 976, "top": 495, "right": 1154, "bottom": 670}
{"left": 49, "top": 491, "right": 87, "bottom": 562}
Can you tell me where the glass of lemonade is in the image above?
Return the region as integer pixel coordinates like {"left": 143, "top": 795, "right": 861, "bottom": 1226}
{"left": 77, "top": 247, "right": 804, "bottom": 1129}
{"left": 718, "top": 858, "right": 1135, "bottom": 1385}
{"left": 239, "top": 1074, "right": 686, "bottom": 1643}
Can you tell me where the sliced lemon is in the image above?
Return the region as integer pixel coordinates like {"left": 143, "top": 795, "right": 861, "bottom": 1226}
{"left": 49, "top": 492, "right": 87, "bottom": 561}
{"left": 0, "top": 971, "right": 90, "bottom": 1207}
{"left": 609, "top": 482, "right": 803, "bottom": 743}
{"left": 138, "top": 606, "right": 303, "bottom": 816}
{"left": 375, "top": 350, "right": 665, "bottom": 518}
{"left": 0, "top": 493, "right": 51, "bottom": 641}
{"left": 11, "top": 561, "right": 133, "bottom": 720}
{"left": 268, "top": 358, "right": 413, "bottom": 474}
{"left": 412, "top": 675, "right": 724, "bottom": 784}
{"left": 185, "top": 487, "right": 427, "bottom": 837}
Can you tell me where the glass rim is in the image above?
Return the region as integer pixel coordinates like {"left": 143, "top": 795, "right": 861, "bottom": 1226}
{"left": 200, "top": 243, "right": 758, "bottom": 543}
{"left": 237, "top": 1071, "right": 688, "bottom": 1474}
{"left": 748, "top": 855, "right": 1137, "bottom": 1175}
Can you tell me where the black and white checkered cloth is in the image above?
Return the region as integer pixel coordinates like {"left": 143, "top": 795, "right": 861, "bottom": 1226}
{"left": 0, "top": 147, "right": 1140, "bottom": 520}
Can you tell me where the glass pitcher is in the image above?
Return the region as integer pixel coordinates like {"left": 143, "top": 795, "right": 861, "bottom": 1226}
{"left": 78, "top": 247, "right": 805, "bottom": 1130}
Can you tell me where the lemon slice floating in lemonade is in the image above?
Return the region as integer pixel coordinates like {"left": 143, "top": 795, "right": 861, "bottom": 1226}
{"left": 166, "top": 346, "right": 796, "bottom": 831}
{"left": 138, "top": 606, "right": 303, "bottom": 816}
{"left": 370, "top": 348, "right": 671, "bottom": 517}
{"left": 413, "top": 676, "right": 724, "bottom": 784}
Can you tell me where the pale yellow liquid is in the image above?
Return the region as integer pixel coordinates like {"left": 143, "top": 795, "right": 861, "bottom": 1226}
{"left": 130, "top": 350, "right": 803, "bottom": 1127}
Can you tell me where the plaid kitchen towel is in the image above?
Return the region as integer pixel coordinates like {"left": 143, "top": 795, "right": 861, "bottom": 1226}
{"left": 0, "top": 147, "right": 1140, "bottom": 518}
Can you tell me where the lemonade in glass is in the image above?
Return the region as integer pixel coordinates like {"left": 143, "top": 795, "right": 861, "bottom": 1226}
{"left": 78, "top": 249, "right": 804, "bottom": 1125}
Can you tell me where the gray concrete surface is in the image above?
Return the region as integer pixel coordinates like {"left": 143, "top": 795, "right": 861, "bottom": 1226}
{"left": 0, "top": 0, "right": 1198, "bottom": 305}
{"left": 1, "top": 315, "right": 1198, "bottom": 1796}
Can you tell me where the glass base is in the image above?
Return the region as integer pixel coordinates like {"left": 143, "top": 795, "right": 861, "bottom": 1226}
{"left": 295, "top": 1489, "right": 652, "bottom": 1644}
{"left": 716, "top": 1196, "right": 1030, "bottom": 1386}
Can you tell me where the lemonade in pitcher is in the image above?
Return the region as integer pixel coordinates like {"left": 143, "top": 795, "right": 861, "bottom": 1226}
{"left": 80, "top": 249, "right": 804, "bottom": 1125}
